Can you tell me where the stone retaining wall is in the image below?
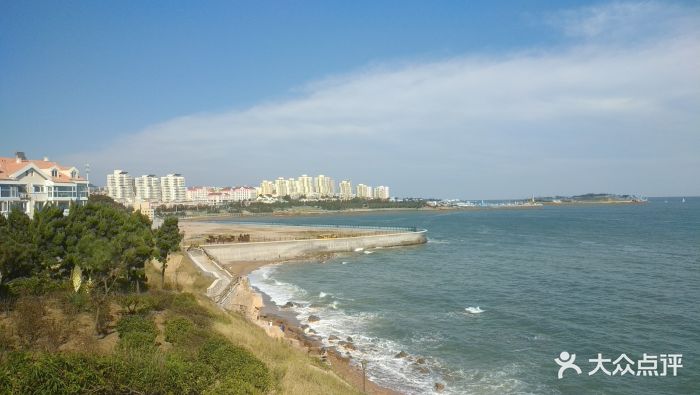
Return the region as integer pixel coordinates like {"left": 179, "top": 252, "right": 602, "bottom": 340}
{"left": 202, "top": 230, "right": 427, "bottom": 263}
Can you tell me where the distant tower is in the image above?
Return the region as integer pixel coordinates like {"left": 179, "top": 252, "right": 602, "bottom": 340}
{"left": 85, "top": 163, "right": 91, "bottom": 182}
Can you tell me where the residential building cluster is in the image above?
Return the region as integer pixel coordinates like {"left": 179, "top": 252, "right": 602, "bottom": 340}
{"left": 257, "top": 174, "right": 390, "bottom": 200}
{"left": 0, "top": 152, "right": 89, "bottom": 217}
{"left": 185, "top": 186, "right": 257, "bottom": 204}
{"left": 102, "top": 169, "right": 390, "bottom": 213}
{"left": 107, "top": 170, "right": 187, "bottom": 205}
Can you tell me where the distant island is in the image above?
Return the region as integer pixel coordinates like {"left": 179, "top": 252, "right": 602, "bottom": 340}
{"left": 533, "top": 193, "right": 647, "bottom": 204}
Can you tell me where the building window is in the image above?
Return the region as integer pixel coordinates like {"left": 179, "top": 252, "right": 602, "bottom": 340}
{"left": 51, "top": 169, "right": 58, "bottom": 177}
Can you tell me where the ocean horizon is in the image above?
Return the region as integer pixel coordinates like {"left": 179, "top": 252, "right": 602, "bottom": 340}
{"left": 238, "top": 198, "right": 700, "bottom": 394}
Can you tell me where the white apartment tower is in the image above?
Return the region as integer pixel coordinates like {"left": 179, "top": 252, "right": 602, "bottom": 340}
{"left": 160, "top": 173, "right": 186, "bottom": 202}
{"left": 373, "top": 185, "right": 390, "bottom": 200}
{"left": 107, "top": 170, "right": 135, "bottom": 203}
{"left": 274, "top": 177, "right": 288, "bottom": 197}
{"left": 259, "top": 180, "right": 274, "bottom": 196}
{"left": 134, "top": 174, "right": 161, "bottom": 202}
{"left": 339, "top": 180, "right": 353, "bottom": 200}
{"left": 297, "top": 174, "right": 314, "bottom": 196}
{"left": 356, "top": 184, "right": 373, "bottom": 199}
{"left": 314, "top": 175, "right": 335, "bottom": 197}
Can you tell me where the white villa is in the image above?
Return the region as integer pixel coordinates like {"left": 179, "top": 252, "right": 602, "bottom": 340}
{"left": 0, "top": 152, "right": 89, "bottom": 217}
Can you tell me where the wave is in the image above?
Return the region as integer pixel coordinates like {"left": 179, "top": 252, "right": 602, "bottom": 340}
{"left": 248, "top": 265, "right": 308, "bottom": 306}
{"left": 354, "top": 247, "right": 364, "bottom": 252}
{"left": 249, "top": 267, "right": 454, "bottom": 393}
{"left": 341, "top": 261, "right": 348, "bottom": 265}
{"left": 464, "top": 306, "right": 485, "bottom": 314}
{"left": 364, "top": 250, "right": 374, "bottom": 254}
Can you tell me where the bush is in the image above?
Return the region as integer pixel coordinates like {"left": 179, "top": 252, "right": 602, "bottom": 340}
{"left": 13, "top": 296, "right": 46, "bottom": 347}
{"left": 144, "top": 289, "right": 174, "bottom": 311}
{"left": 164, "top": 316, "right": 195, "bottom": 345}
{"left": 62, "top": 291, "right": 92, "bottom": 315}
{"left": 115, "top": 315, "right": 158, "bottom": 350}
{"left": 170, "top": 293, "right": 212, "bottom": 326}
{"left": 117, "top": 293, "right": 150, "bottom": 315}
{"left": 198, "top": 337, "right": 273, "bottom": 393}
{"left": 7, "top": 277, "right": 62, "bottom": 297}
{"left": 0, "top": 352, "right": 107, "bottom": 394}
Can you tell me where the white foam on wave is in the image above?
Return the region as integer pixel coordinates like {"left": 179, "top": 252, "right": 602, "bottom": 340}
{"left": 341, "top": 261, "right": 348, "bottom": 265}
{"left": 248, "top": 265, "right": 308, "bottom": 306}
{"left": 364, "top": 250, "right": 374, "bottom": 254}
{"left": 464, "top": 306, "right": 485, "bottom": 314}
{"left": 249, "top": 266, "right": 470, "bottom": 394}
{"left": 354, "top": 247, "right": 364, "bottom": 252}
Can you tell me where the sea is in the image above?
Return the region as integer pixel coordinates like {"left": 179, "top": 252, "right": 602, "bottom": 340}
{"left": 235, "top": 198, "right": 699, "bottom": 394}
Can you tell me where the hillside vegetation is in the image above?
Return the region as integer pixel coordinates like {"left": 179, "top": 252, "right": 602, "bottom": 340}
{"left": 0, "top": 197, "right": 359, "bottom": 394}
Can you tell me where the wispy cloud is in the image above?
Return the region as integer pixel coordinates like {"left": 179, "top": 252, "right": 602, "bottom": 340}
{"left": 65, "top": 1, "right": 700, "bottom": 198}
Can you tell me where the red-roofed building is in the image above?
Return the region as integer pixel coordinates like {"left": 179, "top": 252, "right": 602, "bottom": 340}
{"left": 0, "top": 152, "right": 89, "bottom": 217}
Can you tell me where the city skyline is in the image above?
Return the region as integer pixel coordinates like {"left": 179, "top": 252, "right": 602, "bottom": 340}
{"left": 2, "top": 1, "right": 699, "bottom": 199}
{"left": 103, "top": 168, "right": 391, "bottom": 203}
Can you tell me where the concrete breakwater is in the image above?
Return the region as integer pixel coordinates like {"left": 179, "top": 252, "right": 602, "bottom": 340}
{"left": 201, "top": 229, "right": 428, "bottom": 263}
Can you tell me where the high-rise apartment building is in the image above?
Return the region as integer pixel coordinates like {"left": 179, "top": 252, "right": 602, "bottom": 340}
{"left": 274, "top": 177, "right": 288, "bottom": 197}
{"left": 373, "top": 185, "right": 390, "bottom": 200}
{"left": 161, "top": 174, "right": 186, "bottom": 202}
{"left": 134, "top": 174, "right": 161, "bottom": 202}
{"left": 356, "top": 184, "right": 373, "bottom": 199}
{"left": 314, "top": 174, "right": 335, "bottom": 197}
{"left": 107, "top": 170, "right": 135, "bottom": 203}
{"left": 297, "top": 174, "right": 314, "bottom": 196}
{"left": 259, "top": 180, "right": 274, "bottom": 196}
{"left": 339, "top": 180, "right": 353, "bottom": 200}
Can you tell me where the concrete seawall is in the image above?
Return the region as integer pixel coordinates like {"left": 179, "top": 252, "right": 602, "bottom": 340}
{"left": 202, "top": 229, "right": 427, "bottom": 263}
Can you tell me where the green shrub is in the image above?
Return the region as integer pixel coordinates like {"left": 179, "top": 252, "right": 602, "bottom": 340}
{"left": 115, "top": 315, "right": 158, "bottom": 350}
{"left": 62, "top": 291, "right": 92, "bottom": 315}
{"left": 164, "top": 316, "right": 195, "bottom": 344}
{"left": 145, "top": 290, "right": 174, "bottom": 311}
{"left": 0, "top": 352, "right": 107, "bottom": 394}
{"left": 7, "top": 277, "right": 62, "bottom": 297}
{"left": 117, "top": 293, "right": 151, "bottom": 315}
{"left": 198, "top": 337, "right": 273, "bottom": 393}
{"left": 170, "top": 293, "right": 212, "bottom": 326}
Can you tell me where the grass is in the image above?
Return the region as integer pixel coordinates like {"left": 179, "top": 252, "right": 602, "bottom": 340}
{"left": 0, "top": 253, "right": 360, "bottom": 394}
{"left": 152, "top": 252, "right": 361, "bottom": 395}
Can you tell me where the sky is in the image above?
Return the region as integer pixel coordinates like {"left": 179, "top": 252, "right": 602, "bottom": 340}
{"left": 1, "top": 1, "right": 698, "bottom": 199}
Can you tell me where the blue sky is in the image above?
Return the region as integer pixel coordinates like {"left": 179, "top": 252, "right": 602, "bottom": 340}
{"left": 2, "top": 1, "right": 699, "bottom": 198}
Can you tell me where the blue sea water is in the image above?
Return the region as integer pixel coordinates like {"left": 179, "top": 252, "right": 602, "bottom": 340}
{"left": 241, "top": 198, "right": 699, "bottom": 394}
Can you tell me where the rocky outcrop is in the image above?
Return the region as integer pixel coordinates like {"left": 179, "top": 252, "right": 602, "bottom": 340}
{"left": 308, "top": 315, "right": 320, "bottom": 322}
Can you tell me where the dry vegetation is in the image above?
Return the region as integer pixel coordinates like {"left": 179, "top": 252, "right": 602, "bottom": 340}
{"left": 0, "top": 252, "right": 360, "bottom": 394}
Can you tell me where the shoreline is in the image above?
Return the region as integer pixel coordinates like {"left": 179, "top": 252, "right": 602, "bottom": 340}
{"left": 219, "top": 254, "right": 402, "bottom": 395}
{"left": 177, "top": 200, "right": 647, "bottom": 222}
{"left": 180, "top": 221, "right": 419, "bottom": 394}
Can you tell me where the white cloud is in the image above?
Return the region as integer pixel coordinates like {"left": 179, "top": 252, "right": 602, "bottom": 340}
{"left": 64, "top": 1, "right": 700, "bottom": 198}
